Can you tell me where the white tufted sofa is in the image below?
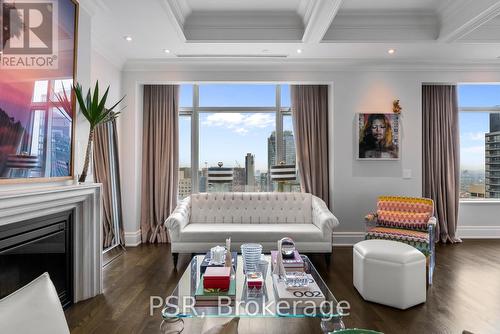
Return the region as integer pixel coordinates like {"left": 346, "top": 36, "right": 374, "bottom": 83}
{"left": 165, "top": 192, "right": 339, "bottom": 265}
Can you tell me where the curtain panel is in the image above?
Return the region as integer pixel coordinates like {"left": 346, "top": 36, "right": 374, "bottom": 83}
{"left": 422, "top": 85, "right": 461, "bottom": 243}
{"left": 93, "top": 119, "right": 125, "bottom": 248}
{"left": 291, "top": 85, "right": 330, "bottom": 206}
{"left": 141, "top": 85, "right": 179, "bottom": 243}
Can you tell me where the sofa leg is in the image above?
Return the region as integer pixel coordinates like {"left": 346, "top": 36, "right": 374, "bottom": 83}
{"left": 173, "top": 253, "right": 178, "bottom": 267}
{"left": 325, "top": 253, "right": 331, "bottom": 265}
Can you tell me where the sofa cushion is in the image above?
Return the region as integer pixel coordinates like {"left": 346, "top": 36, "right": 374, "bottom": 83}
{"left": 179, "top": 223, "right": 326, "bottom": 243}
{"left": 190, "top": 192, "right": 312, "bottom": 224}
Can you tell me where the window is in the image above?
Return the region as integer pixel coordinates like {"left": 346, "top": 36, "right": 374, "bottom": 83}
{"left": 179, "top": 84, "right": 299, "bottom": 195}
{"left": 458, "top": 84, "right": 500, "bottom": 199}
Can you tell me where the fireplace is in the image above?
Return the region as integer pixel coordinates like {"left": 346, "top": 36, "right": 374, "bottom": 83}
{"left": 0, "top": 211, "right": 73, "bottom": 308}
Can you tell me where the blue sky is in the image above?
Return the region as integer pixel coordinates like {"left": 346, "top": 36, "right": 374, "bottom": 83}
{"left": 179, "top": 83, "right": 500, "bottom": 172}
{"left": 179, "top": 84, "right": 290, "bottom": 171}
{"left": 458, "top": 85, "right": 500, "bottom": 171}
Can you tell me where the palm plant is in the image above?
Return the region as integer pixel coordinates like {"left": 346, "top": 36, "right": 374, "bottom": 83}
{"left": 73, "top": 81, "right": 124, "bottom": 182}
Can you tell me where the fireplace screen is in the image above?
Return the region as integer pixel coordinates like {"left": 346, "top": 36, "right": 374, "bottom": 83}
{"left": 0, "top": 211, "right": 73, "bottom": 308}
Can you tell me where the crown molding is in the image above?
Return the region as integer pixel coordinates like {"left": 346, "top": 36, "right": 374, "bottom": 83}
{"left": 302, "top": 0, "right": 343, "bottom": 43}
{"left": 123, "top": 58, "right": 500, "bottom": 73}
{"left": 78, "top": 0, "right": 109, "bottom": 17}
{"left": 438, "top": 0, "right": 500, "bottom": 42}
{"left": 159, "top": 0, "right": 187, "bottom": 42}
{"left": 323, "top": 11, "right": 439, "bottom": 42}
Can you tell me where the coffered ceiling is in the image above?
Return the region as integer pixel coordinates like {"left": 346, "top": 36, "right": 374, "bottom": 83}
{"left": 80, "top": 0, "right": 500, "bottom": 68}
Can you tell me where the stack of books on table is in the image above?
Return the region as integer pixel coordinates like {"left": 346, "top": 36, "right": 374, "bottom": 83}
{"left": 271, "top": 250, "right": 305, "bottom": 272}
{"left": 272, "top": 273, "right": 326, "bottom": 307}
{"left": 195, "top": 267, "right": 236, "bottom": 306}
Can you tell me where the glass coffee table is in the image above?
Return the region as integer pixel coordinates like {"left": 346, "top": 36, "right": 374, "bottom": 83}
{"left": 161, "top": 254, "right": 346, "bottom": 333}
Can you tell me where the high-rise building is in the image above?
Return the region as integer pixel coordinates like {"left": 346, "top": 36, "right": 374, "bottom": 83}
{"left": 178, "top": 167, "right": 192, "bottom": 199}
{"left": 267, "top": 132, "right": 276, "bottom": 191}
{"left": 199, "top": 168, "right": 208, "bottom": 193}
{"left": 245, "top": 153, "right": 255, "bottom": 191}
{"left": 268, "top": 131, "right": 276, "bottom": 171}
{"left": 485, "top": 113, "right": 500, "bottom": 198}
{"left": 283, "top": 130, "right": 296, "bottom": 164}
{"left": 232, "top": 167, "right": 246, "bottom": 192}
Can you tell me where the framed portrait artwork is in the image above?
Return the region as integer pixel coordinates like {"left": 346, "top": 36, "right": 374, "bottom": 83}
{"left": 357, "top": 113, "right": 400, "bottom": 160}
{"left": 0, "top": 0, "right": 78, "bottom": 183}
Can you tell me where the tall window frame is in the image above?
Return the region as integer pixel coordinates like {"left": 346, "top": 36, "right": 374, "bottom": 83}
{"left": 458, "top": 83, "right": 500, "bottom": 200}
{"left": 179, "top": 84, "right": 292, "bottom": 193}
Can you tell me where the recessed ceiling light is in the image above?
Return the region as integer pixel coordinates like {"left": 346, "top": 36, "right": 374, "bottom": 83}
{"left": 297, "top": 49, "right": 302, "bottom": 54}
{"left": 388, "top": 48, "right": 396, "bottom": 55}
{"left": 124, "top": 36, "right": 132, "bottom": 42}
{"left": 163, "top": 49, "right": 171, "bottom": 54}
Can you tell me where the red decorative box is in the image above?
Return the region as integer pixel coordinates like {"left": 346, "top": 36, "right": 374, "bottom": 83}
{"left": 203, "top": 267, "right": 231, "bottom": 290}
{"left": 246, "top": 272, "right": 263, "bottom": 288}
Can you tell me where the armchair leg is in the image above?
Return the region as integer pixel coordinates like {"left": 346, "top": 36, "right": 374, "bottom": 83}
{"left": 173, "top": 253, "right": 178, "bottom": 267}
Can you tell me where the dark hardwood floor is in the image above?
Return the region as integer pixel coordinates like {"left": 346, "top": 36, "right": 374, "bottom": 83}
{"left": 65, "top": 240, "right": 500, "bottom": 334}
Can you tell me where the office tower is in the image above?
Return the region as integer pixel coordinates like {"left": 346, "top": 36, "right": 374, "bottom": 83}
{"left": 267, "top": 131, "right": 276, "bottom": 190}
{"left": 268, "top": 131, "right": 276, "bottom": 171}
{"left": 199, "top": 168, "right": 208, "bottom": 193}
{"left": 232, "top": 167, "right": 246, "bottom": 192}
{"left": 485, "top": 113, "right": 500, "bottom": 198}
{"left": 245, "top": 153, "right": 255, "bottom": 190}
{"left": 178, "top": 168, "right": 192, "bottom": 199}
{"left": 283, "top": 130, "right": 296, "bottom": 164}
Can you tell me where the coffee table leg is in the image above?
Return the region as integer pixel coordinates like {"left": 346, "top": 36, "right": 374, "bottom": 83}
{"left": 320, "top": 317, "right": 345, "bottom": 333}
{"left": 160, "top": 318, "right": 184, "bottom": 334}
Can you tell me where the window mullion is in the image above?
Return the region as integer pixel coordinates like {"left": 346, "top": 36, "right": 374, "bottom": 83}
{"left": 276, "top": 85, "right": 283, "bottom": 164}
{"left": 192, "top": 85, "right": 199, "bottom": 193}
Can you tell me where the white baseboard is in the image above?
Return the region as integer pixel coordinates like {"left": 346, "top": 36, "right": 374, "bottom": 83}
{"left": 332, "top": 232, "right": 365, "bottom": 246}
{"left": 124, "top": 230, "right": 142, "bottom": 246}
{"left": 457, "top": 226, "right": 500, "bottom": 239}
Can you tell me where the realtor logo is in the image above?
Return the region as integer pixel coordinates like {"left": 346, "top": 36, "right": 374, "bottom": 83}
{"left": 1, "top": 0, "right": 58, "bottom": 69}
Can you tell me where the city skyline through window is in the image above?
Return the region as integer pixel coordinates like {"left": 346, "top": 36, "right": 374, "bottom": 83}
{"left": 178, "top": 84, "right": 298, "bottom": 198}
{"left": 459, "top": 84, "right": 500, "bottom": 199}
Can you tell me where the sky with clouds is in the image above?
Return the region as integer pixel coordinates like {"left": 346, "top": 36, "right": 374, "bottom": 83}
{"left": 179, "top": 84, "right": 500, "bottom": 173}
{"left": 179, "top": 84, "right": 291, "bottom": 171}
{"left": 458, "top": 84, "right": 500, "bottom": 171}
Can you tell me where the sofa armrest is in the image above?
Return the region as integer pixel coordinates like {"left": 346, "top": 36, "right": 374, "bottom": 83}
{"left": 165, "top": 197, "right": 191, "bottom": 242}
{"left": 312, "top": 196, "right": 339, "bottom": 239}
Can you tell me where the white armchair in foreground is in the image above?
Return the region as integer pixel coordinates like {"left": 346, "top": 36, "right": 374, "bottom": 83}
{"left": 0, "top": 273, "right": 70, "bottom": 334}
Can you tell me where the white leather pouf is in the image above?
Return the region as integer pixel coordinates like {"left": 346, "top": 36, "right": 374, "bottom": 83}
{"left": 353, "top": 239, "right": 426, "bottom": 310}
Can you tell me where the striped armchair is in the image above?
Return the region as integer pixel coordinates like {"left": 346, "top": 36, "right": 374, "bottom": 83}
{"left": 364, "top": 196, "right": 436, "bottom": 284}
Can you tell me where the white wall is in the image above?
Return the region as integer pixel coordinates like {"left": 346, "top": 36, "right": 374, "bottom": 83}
{"left": 119, "top": 63, "right": 500, "bottom": 245}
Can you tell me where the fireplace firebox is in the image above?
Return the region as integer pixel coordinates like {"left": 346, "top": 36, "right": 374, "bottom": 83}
{"left": 0, "top": 211, "right": 73, "bottom": 308}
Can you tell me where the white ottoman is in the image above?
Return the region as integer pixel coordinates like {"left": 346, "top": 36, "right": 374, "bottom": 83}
{"left": 353, "top": 239, "right": 426, "bottom": 310}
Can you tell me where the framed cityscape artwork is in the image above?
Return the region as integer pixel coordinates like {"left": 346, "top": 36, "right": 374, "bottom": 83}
{"left": 0, "top": 0, "right": 78, "bottom": 183}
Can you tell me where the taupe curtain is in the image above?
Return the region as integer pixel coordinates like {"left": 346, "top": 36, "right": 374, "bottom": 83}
{"left": 93, "top": 119, "right": 124, "bottom": 248}
{"left": 422, "top": 85, "right": 461, "bottom": 243}
{"left": 141, "top": 85, "right": 179, "bottom": 243}
{"left": 291, "top": 85, "right": 330, "bottom": 206}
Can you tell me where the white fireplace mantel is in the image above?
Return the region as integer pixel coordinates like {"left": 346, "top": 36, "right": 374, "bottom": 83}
{"left": 0, "top": 183, "right": 103, "bottom": 302}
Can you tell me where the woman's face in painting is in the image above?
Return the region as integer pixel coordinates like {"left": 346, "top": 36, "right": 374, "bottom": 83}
{"left": 370, "top": 119, "right": 386, "bottom": 142}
